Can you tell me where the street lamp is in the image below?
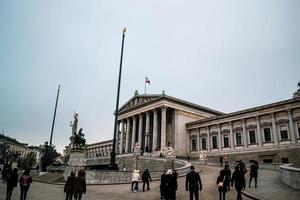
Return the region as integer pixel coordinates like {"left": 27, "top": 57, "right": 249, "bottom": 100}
{"left": 109, "top": 27, "right": 126, "bottom": 170}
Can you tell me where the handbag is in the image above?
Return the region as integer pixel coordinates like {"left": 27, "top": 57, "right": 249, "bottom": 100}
{"left": 218, "top": 176, "right": 226, "bottom": 188}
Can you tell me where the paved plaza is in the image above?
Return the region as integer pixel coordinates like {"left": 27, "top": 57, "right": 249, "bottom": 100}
{"left": 1, "top": 164, "right": 299, "bottom": 200}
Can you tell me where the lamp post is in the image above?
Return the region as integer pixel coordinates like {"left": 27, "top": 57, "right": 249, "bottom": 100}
{"left": 109, "top": 27, "right": 126, "bottom": 170}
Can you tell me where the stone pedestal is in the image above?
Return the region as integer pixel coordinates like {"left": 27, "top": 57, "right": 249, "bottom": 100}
{"left": 64, "top": 150, "right": 85, "bottom": 180}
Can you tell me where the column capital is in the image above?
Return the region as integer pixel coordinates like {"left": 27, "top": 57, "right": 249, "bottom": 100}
{"left": 161, "top": 106, "right": 167, "bottom": 111}
{"left": 256, "top": 116, "right": 260, "bottom": 121}
{"left": 287, "top": 109, "right": 292, "bottom": 114}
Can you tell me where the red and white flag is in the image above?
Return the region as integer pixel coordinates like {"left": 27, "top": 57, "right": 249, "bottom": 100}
{"left": 145, "top": 77, "right": 150, "bottom": 85}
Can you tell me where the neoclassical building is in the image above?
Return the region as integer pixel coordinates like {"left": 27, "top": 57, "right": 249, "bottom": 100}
{"left": 85, "top": 89, "right": 300, "bottom": 164}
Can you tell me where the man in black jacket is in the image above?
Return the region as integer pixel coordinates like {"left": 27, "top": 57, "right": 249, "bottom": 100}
{"left": 185, "top": 165, "right": 202, "bottom": 200}
{"left": 142, "top": 168, "right": 152, "bottom": 191}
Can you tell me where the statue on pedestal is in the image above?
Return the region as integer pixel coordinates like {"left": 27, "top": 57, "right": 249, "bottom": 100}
{"left": 164, "top": 143, "right": 176, "bottom": 158}
{"left": 69, "top": 113, "right": 86, "bottom": 150}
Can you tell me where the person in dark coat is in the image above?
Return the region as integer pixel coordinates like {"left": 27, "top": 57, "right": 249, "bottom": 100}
{"left": 219, "top": 156, "right": 223, "bottom": 167}
{"left": 64, "top": 171, "right": 75, "bottom": 200}
{"left": 19, "top": 169, "right": 32, "bottom": 200}
{"left": 221, "top": 164, "right": 231, "bottom": 191}
{"left": 6, "top": 168, "right": 18, "bottom": 200}
{"left": 216, "top": 170, "right": 229, "bottom": 200}
{"left": 249, "top": 161, "right": 259, "bottom": 188}
{"left": 74, "top": 169, "right": 86, "bottom": 200}
{"left": 186, "top": 165, "right": 202, "bottom": 200}
{"left": 231, "top": 166, "right": 246, "bottom": 200}
{"left": 165, "top": 169, "right": 178, "bottom": 200}
{"left": 142, "top": 168, "right": 152, "bottom": 191}
{"left": 160, "top": 170, "right": 167, "bottom": 200}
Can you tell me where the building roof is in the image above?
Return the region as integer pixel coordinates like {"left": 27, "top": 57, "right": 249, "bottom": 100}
{"left": 118, "top": 93, "right": 224, "bottom": 115}
{"left": 86, "top": 139, "right": 113, "bottom": 147}
{"left": 187, "top": 97, "right": 300, "bottom": 126}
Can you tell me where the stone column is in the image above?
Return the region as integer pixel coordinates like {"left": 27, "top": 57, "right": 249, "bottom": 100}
{"left": 131, "top": 116, "right": 136, "bottom": 152}
{"left": 120, "top": 120, "right": 124, "bottom": 153}
{"left": 197, "top": 129, "right": 200, "bottom": 152}
{"left": 161, "top": 106, "right": 167, "bottom": 149}
{"left": 145, "top": 111, "right": 150, "bottom": 151}
{"left": 271, "top": 113, "right": 279, "bottom": 145}
{"left": 152, "top": 109, "right": 158, "bottom": 151}
{"left": 242, "top": 119, "right": 247, "bottom": 148}
{"left": 138, "top": 114, "right": 143, "bottom": 148}
{"left": 174, "top": 110, "right": 179, "bottom": 150}
{"left": 115, "top": 121, "right": 120, "bottom": 153}
{"left": 229, "top": 121, "right": 234, "bottom": 150}
{"left": 288, "top": 110, "right": 296, "bottom": 143}
{"left": 256, "top": 116, "right": 262, "bottom": 147}
{"left": 125, "top": 118, "right": 131, "bottom": 153}
{"left": 218, "top": 124, "right": 222, "bottom": 151}
{"left": 207, "top": 126, "right": 211, "bottom": 152}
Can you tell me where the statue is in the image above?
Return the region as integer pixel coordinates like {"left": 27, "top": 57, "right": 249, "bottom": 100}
{"left": 69, "top": 113, "right": 86, "bottom": 150}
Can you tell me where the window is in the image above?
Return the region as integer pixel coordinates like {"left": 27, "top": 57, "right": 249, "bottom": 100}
{"left": 236, "top": 132, "right": 242, "bottom": 146}
{"left": 264, "top": 128, "right": 272, "bottom": 142}
{"left": 282, "top": 158, "right": 289, "bottom": 163}
{"left": 263, "top": 159, "right": 273, "bottom": 163}
{"left": 212, "top": 136, "right": 218, "bottom": 149}
{"left": 192, "top": 139, "right": 196, "bottom": 151}
{"left": 201, "top": 138, "right": 207, "bottom": 150}
{"left": 249, "top": 130, "right": 256, "bottom": 144}
{"left": 223, "top": 135, "right": 229, "bottom": 148}
{"left": 280, "top": 126, "right": 289, "bottom": 140}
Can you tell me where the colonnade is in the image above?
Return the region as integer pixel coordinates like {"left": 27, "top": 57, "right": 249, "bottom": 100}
{"left": 116, "top": 106, "right": 168, "bottom": 154}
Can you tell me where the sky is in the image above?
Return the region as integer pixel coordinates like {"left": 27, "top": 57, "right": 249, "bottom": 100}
{"left": 1, "top": 0, "right": 300, "bottom": 153}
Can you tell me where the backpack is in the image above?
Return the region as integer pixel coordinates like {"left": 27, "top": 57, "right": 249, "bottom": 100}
{"left": 22, "top": 175, "right": 30, "bottom": 186}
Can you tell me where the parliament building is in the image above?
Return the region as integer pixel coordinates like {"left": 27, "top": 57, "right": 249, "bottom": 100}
{"left": 85, "top": 88, "right": 300, "bottom": 165}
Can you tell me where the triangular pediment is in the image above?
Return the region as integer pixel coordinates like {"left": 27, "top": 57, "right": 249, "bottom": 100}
{"left": 118, "top": 95, "right": 161, "bottom": 113}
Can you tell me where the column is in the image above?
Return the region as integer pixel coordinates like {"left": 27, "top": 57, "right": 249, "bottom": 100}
{"left": 218, "top": 124, "right": 221, "bottom": 151}
{"left": 145, "top": 111, "right": 150, "bottom": 151}
{"left": 120, "top": 120, "right": 124, "bottom": 153}
{"left": 256, "top": 116, "right": 262, "bottom": 147}
{"left": 288, "top": 110, "right": 296, "bottom": 143}
{"left": 174, "top": 110, "right": 179, "bottom": 150}
{"left": 271, "top": 113, "right": 279, "bottom": 145}
{"left": 131, "top": 116, "right": 136, "bottom": 152}
{"left": 207, "top": 126, "right": 211, "bottom": 152}
{"left": 161, "top": 106, "right": 167, "bottom": 149}
{"left": 138, "top": 114, "right": 143, "bottom": 148}
{"left": 197, "top": 129, "right": 200, "bottom": 152}
{"left": 115, "top": 121, "right": 120, "bottom": 152}
{"left": 242, "top": 119, "right": 248, "bottom": 148}
{"left": 229, "top": 121, "right": 234, "bottom": 150}
{"left": 152, "top": 109, "right": 158, "bottom": 151}
{"left": 125, "top": 118, "right": 131, "bottom": 153}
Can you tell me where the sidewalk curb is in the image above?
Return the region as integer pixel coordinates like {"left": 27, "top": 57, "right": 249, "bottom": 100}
{"left": 242, "top": 190, "right": 267, "bottom": 200}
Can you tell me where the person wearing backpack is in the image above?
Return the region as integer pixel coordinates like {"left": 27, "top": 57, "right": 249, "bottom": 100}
{"left": 142, "top": 168, "right": 152, "bottom": 192}
{"left": 6, "top": 168, "right": 18, "bottom": 200}
{"left": 19, "top": 169, "right": 32, "bottom": 200}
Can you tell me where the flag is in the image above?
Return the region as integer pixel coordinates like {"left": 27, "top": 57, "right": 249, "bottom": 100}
{"left": 145, "top": 77, "right": 150, "bottom": 85}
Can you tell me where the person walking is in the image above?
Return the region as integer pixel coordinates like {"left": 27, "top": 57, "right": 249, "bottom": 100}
{"left": 6, "top": 168, "right": 18, "bottom": 200}
{"left": 219, "top": 156, "right": 223, "bottom": 167}
{"left": 165, "top": 169, "right": 178, "bottom": 200}
{"left": 222, "top": 164, "right": 231, "bottom": 191}
{"left": 74, "top": 169, "right": 86, "bottom": 200}
{"left": 216, "top": 170, "right": 229, "bottom": 200}
{"left": 187, "top": 155, "right": 190, "bottom": 162}
{"left": 64, "top": 171, "right": 75, "bottom": 200}
{"left": 142, "top": 168, "right": 152, "bottom": 191}
{"left": 160, "top": 170, "right": 167, "bottom": 200}
{"left": 131, "top": 170, "right": 140, "bottom": 192}
{"left": 185, "top": 165, "right": 202, "bottom": 200}
{"left": 19, "top": 169, "right": 32, "bottom": 200}
{"left": 249, "top": 161, "right": 259, "bottom": 188}
{"left": 231, "top": 166, "right": 246, "bottom": 200}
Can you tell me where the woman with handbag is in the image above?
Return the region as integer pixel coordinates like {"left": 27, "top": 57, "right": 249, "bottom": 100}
{"left": 216, "top": 170, "right": 228, "bottom": 200}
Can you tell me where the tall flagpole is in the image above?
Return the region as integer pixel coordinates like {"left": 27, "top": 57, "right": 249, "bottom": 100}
{"left": 50, "top": 84, "right": 61, "bottom": 147}
{"left": 109, "top": 27, "right": 126, "bottom": 170}
{"left": 144, "top": 77, "right": 146, "bottom": 94}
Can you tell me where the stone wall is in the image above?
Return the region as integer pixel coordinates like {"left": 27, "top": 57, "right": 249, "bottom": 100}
{"left": 280, "top": 164, "right": 300, "bottom": 190}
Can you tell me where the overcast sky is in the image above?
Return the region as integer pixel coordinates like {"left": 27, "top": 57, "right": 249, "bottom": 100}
{"left": 1, "top": 0, "right": 299, "bottom": 153}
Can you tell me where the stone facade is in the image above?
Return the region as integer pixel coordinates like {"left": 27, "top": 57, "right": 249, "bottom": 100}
{"left": 85, "top": 90, "right": 300, "bottom": 165}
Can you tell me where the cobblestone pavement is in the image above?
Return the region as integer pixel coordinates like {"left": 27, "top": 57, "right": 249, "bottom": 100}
{"left": 243, "top": 168, "right": 300, "bottom": 200}
{"left": 1, "top": 164, "right": 298, "bottom": 200}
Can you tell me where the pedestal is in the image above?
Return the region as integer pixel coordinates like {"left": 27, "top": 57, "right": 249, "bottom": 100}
{"left": 64, "top": 149, "right": 85, "bottom": 180}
